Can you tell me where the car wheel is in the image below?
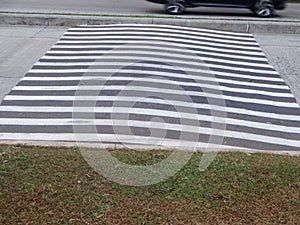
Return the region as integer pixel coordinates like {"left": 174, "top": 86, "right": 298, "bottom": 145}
{"left": 165, "top": 0, "right": 185, "bottom": 15}
{"left": 253, "top": 0, "right": 275, "bottom": 17}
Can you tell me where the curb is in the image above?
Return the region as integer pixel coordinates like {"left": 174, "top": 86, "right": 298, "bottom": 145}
{"left": 0, "top": 13, "right": 299, "bottom": 33}
{"left": 1, "top": 140, "right": 299, "bottom": 156}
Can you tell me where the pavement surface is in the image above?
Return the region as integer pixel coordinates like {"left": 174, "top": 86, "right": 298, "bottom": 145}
{"left": 0, "top": 1, "right": 299, "bottom": 151}
{"left": 0, "top": 1, "right": 300, "bottom": 33}
{"left": 1, "top": 25, "right": 299, "bottom": 103}
{"left": 0, "top": 25, "right": 67, "bottom": 102}
{"left": 0, "top": 25, "right": 300, "bottom": 151}
{"left": 1, "top": 0, "right": 300, "bottom": 19}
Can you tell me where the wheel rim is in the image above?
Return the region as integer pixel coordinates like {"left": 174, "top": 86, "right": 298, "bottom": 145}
{"left": 166, "top": 3, "right": 184, "bottom": 14}
{"left": 257, "top": 7, "right": 271, "bottom": 16}
{"left": 255, "top": 1, "right": 274, "bottom": 16}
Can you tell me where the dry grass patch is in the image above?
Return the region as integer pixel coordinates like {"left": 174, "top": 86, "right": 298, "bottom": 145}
{"left": 0, "top": 145, "right": 299, "bottom": 224}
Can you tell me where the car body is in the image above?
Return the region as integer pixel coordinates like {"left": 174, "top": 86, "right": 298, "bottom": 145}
{"left": 146, "top": 0, "right": 286, "bottom": 17}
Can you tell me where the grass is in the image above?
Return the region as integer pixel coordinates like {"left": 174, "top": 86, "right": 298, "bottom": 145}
{"left": 0, "top": 144, "right": 299, "bottom": 224}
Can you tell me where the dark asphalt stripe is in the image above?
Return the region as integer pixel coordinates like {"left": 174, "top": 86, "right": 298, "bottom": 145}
{"left": 0, "top": 113, "right": 299, "bottom": 144}
{"left": 1, "top": 100, "right": 75, "bottom": 107}
{"left": 0, "top": 108, "right": 300, "bottom": 127}
{"left": 9, "top": 84, "right": 296, "bottom": 106}
{"left": 32, "top": 65, "right": 90, "bottom": 70}
{"left": 31, "top": 62, "right": 283, "bottom": 80}
{"left": 105, "top": 117, "right": 300, "bottom": 141}
{"left": 17, "top": 74, "right": 287, "bottom": 88}
{"left": 105, "top": 67, "right": 284, "bottom": 86}
{"left": 224, "top": 123, "right": 300, "bottom": 140}
{"left": 204, "top": 61, "right": 273, "bottom": 71}
{"left": 12, "top": 80, "right": 294, "bottom": 102}
{"left": 125, "top": 111, "right": 300, "bottom": 127}
{"left": 39, "top": 58, "right": 96, "bottom": 63}
{"left": 214, "top": 75, "right": 285, "bottom": 85}
{"left": 8, "top": 86, "right": 295, "bottom": 103}
{"left": 226, "top": 111, "right": 300, "bottom": 127}
{"left": 53, "top": 41, "right": 265, "bottom": 59}
{"left": 0, "top": 124, "right": 298, "bottom": 151}
{"left": 222, "top": 136, "right": 300, "bottom": 151}
{"left": 25, "top": 72, "right": 85, "bottom": 77}
{"left": 218, "top": 82, "right": 291, "bottom": 93}
{"left": 56, "top": 40, "right": 262, "bottom": 53}
{"left": 211, "top": 67, "right": 282, "bottom": 79}
{"left": 50, "top": 46, "right": 268, "bottom": 65}
{"left": 1, "top": 110, "right": 299, "bottom": 128}
{"left": 23, "top": 67, "right": 284, "bottom": 86}
{"left": 73, "top": 25, "right": 254, "bottom": 38}
{"left": 11, "top": 81, "right": 296, "bottom": 102}
{"left": 0, "top": 112, "right": 183, "bottom": 124}
{"left": 223, "top": 99, "right": 300, "bottom": 115}
{"left": 0, "top": 125, "right": 184, "bottom": 141}
{"left": 43, "top": 53, "right": 101, "bottom": 57}
{"left": 2, "top": 95, "right": 300, "bottom": 115}
{"left": 60, "top": 34, "right": 258, "bottom": 48}
{"left": 50, "top": 45, "right": 266, "bottom": 59}
{"left": 0, "top": 125, "right": 76, "bottom": 133}
{"left": 9, "top": 90, "right": 77, "bottom": 96}
{"left": 40, "top": 52, "right": 270, "bottom": 70}
{"left": 24, "top": 69, "right": 281, "bottom": 84}
{"left": 223, "top": 91, "right": 294, "bottom": 102}
{"left": 64, "top": 30, "right": 258, "bottom": 43}
{"left": 0, "top": 111, "right": 73, "bottom": 119}
{"left": 17, "top": 81, "right": 81, "bottom": 87}
{"left": 45, "top": 48, "right": 268, "bottom": 65}
{"left": 32, "top": 59, "right": 275, "bottom": 72}
{"left": 49, "top": 47, "right": 115, "bottom": 51}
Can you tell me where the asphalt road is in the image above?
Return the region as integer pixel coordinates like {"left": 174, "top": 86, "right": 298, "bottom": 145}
{"left": 0, "top": 0, "right": 300, "bottom": 19}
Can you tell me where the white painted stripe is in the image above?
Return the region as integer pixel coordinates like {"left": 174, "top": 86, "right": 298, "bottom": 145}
{"left": 64, "top": 31, "right": 259, "bottom": 46}
{"left": 44, "top": 49, "right": 272, "bottom": 69}
{"left": 0, "top": 132, "right": 241, "bottom": 149}
{"left": 32, "top": 60, "right": 280, "bottom": 76}
{"left": 73, "top": 105, "right": 299, "bottom": 123}
{"left": 0, "top": 112, "right": 300, "bottom": 134}
{"left": 46, "top": 46, "right": 268, "bottom": 62}
{"left": 0, "top": 121, "right": 299, "bottom": 148}
{"left": 0, "top": 133, "right": 78, "bottom": 142}
{"left": 57, "top": 37, "right": 261, "bottom": 51}
{"left": 72, "top": 24, "right": 254, "bottom": 38}
{"left": 25, "top": 70, "right": 287, "bottom": 90}
{"left": 13, "top": 81, "right": 294, "bottom": 98}
{"left": 34, "top": 62, "right": 282, "bottom": 82}
{"left": 4, "top": 89, "right": 300, "bottom": 108}
{"left": 25, "top": 70, "right": 282, "bottom": 86}
{"left": 53, "top": 42, "right": 265, "bottom": 56}
{"left": 1, "top": 105, "right": 299, "bottom": 121}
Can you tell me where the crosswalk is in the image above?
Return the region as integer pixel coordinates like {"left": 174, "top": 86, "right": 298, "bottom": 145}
{"left": 0, "top": 24, "right": 299, "bottom": 151}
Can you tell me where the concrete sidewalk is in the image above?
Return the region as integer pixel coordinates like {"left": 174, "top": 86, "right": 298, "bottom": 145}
{"left": 0, "top": 25, "right": 67, "bottom": 102}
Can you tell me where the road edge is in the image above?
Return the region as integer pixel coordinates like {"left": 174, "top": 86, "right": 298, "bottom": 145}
{"left": 0, "top": 12, "right": 299, "bottom": 33}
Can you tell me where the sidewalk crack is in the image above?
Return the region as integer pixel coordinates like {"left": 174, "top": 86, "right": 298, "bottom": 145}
{"left": 31, "top": 26, "right": 47, "bottom": 38}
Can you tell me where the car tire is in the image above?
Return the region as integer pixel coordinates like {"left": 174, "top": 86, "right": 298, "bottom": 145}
{"left": 165, "top": 0, "right": 185, "bottom": 15}
{"left": 253, "top": 0, "right": 275, "bottom": 17}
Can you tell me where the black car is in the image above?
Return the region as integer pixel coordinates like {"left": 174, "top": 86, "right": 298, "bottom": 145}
{"left": 146, "top": 0, "right": 286, "bottom": 17}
